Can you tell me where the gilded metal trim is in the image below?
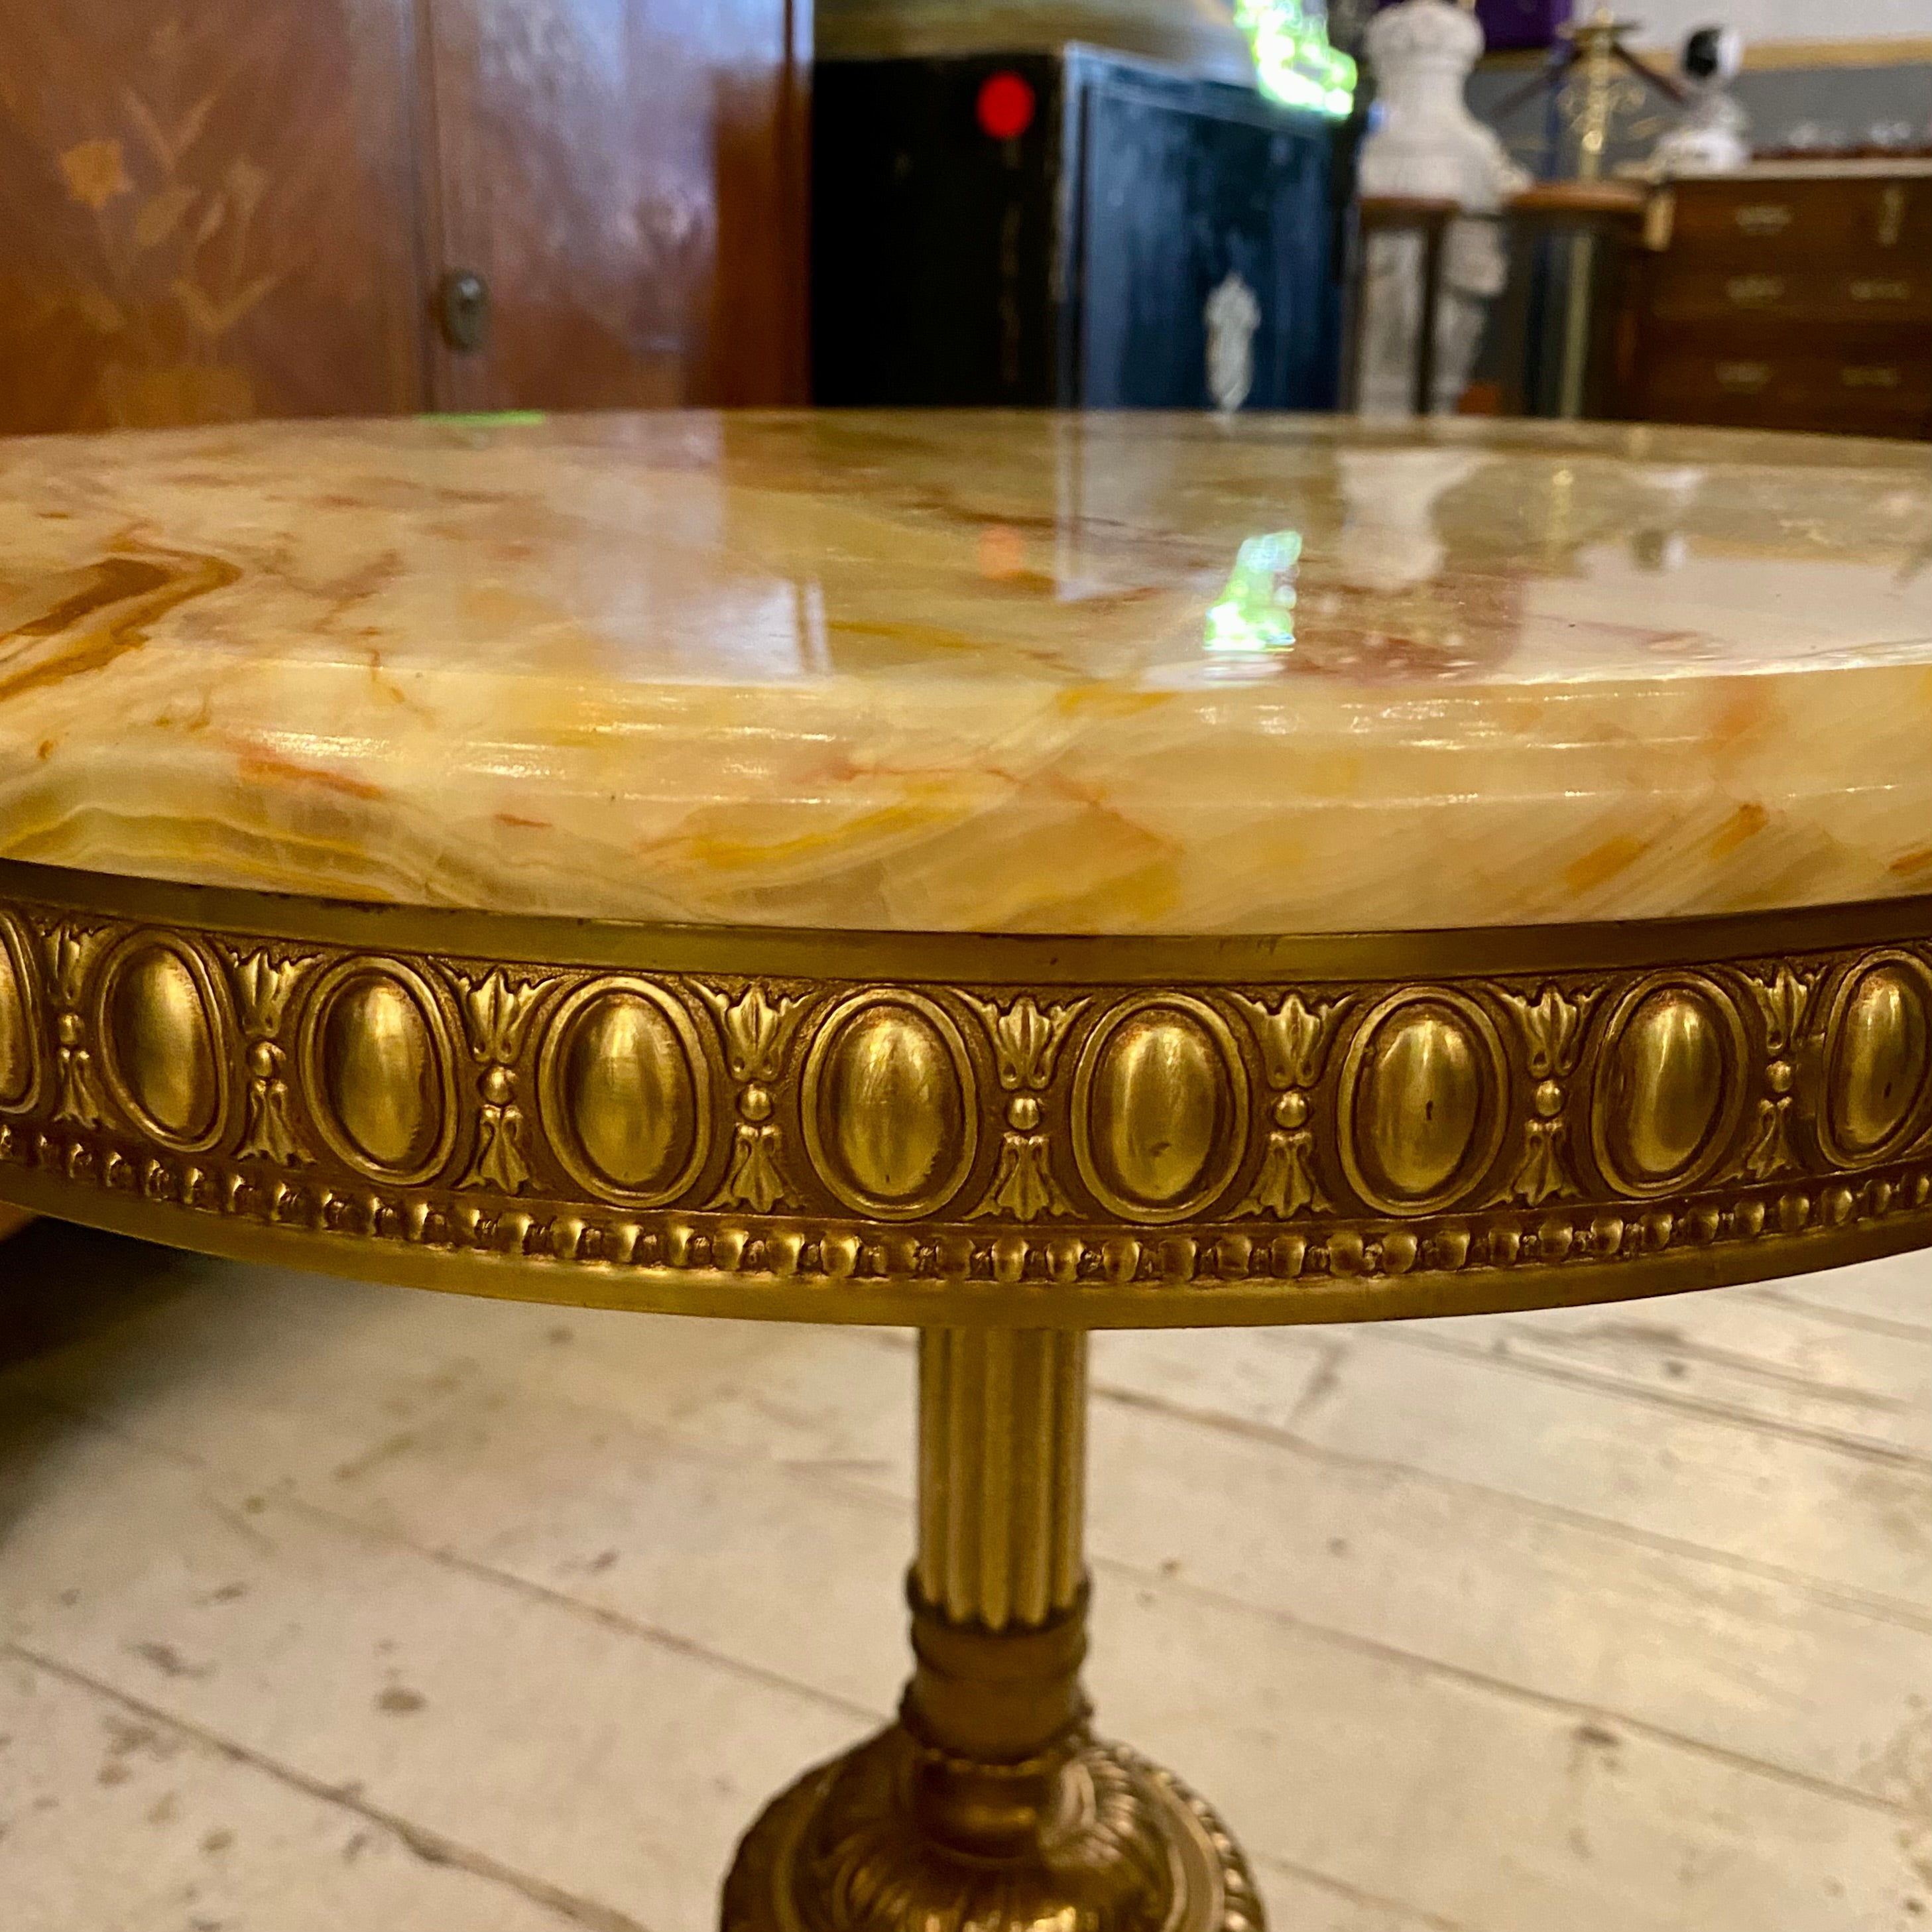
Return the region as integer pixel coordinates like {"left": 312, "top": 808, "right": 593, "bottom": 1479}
{"left": 5, "top": 857, "right": 1932, "bottom": 1327}
{"left": 537, "top": 975, "right": 715, "bottom": 1210}
{"left": 294, "top": 955, "right": 463, "bottom": 1188}
{"left": 90, "top": 928, "right": 238, "bottom": 1157}
{"left": 0, "top": 908, "right": 48, "bottom": 1119}
{"left": 800, "top": 989, "right": 981, "bottom": 1223}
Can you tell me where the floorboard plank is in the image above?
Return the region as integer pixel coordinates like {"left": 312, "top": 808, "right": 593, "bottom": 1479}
{"left": 1394, "top": 1291, "right": 1932, "bottom": 1459}
{"left": 0, "top": 1650, "right": 589, "bottom": 1932}
{"left": 5, "top": 1229, "right": 1929, "bottom": 1929}
{"left": 1742, "top": 1260, "right": 1932, "bottom": 1335}
{"left": 0, "top": 1417, "right": 864, "bottom": 1932}
{"left": 228, "top": 1339, "right": 1932, "bottom": 1814}
{"left": 1089, "top": 1325, "right": 1932, "bottom": 1608}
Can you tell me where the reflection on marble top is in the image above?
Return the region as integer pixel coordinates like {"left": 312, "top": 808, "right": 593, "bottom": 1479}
{"left": 1, "top": 410, "right": 1929, "bottom": 935}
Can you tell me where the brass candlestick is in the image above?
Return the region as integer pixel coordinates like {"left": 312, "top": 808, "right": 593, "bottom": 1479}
{"left": 1557, "top": 8, "right": 1643, "bottom": 416}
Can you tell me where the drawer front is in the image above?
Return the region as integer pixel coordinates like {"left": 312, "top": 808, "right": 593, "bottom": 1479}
{"left": 1661, "top": 178, "right": 1932, "bottom": 265}
{"left": 1646, "top": 263, "right": 1932, "bottom": 324}
{"left": 1633, "top": 326, "right": 1931, "bottom": 438}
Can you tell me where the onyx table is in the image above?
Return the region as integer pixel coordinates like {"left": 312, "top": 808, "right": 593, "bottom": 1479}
{"left": 1, "top": 410, "right": 1929, "bottom": 1931}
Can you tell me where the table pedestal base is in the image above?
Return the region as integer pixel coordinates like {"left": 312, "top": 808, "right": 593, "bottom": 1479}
{"left": 722, "top": 1329, "right": 1262, "bottom": 1932}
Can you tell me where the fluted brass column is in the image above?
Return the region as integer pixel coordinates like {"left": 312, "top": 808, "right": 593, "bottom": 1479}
{"left": 917, "top": 1325, "right": 1085, "bottom": 1628}
{"left": 904, "top": 1329, "right": 1090, "bottom": 1860}
{"left": 723, "top": 1327, "right": 1262, "bottom": 1932}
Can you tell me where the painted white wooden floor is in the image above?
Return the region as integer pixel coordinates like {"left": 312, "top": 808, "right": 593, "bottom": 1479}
{"left": 0, "top": 1221, "right": 1927, "bottom": 1932}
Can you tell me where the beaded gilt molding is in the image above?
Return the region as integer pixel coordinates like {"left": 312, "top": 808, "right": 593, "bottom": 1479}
{"left": 4, "top": 861, "right": 1932, "bottom": 1325}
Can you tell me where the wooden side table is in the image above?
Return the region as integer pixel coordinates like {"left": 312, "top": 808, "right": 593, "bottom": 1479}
{"left": 1347, "top": 184, "right": 1646, "bottom": 420}
{"left": 1499, "top": 178, "right": 1649, "bottom": 418}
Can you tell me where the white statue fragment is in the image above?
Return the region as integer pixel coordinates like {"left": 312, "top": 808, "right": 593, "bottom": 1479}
{"left": 1205, "top": 271, "right": 1262, "bottom": 414}
{"left": 1355, "top": 0, "right": 1528, "bottom": 415}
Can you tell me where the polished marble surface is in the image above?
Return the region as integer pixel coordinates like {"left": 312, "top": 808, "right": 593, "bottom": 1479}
{"left": 1, "top": 410, "right": 1929, "bottom": 935}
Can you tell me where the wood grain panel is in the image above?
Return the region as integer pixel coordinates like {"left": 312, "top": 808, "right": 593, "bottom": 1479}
{"left": 0, "top": 0, "right": 425, "bottom": 433}
{"left": 419, "top": 0, "right": 810, "bottom": 412}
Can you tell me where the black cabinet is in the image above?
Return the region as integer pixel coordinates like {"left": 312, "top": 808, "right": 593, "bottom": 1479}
{"left": 814, "top": 47, "right": 1342, "bottom": 410}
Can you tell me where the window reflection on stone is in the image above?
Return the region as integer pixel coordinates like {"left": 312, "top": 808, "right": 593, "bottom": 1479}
{"left": 1205, "top": 529, "right": 1301, "bottom": 662}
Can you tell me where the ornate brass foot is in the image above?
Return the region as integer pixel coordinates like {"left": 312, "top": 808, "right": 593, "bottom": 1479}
{"left": 722, "top": 1329, "right": 1264, "bottom": 1932}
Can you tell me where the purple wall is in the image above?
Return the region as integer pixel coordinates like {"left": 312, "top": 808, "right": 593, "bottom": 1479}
{"left": 1372, "top": 0, "right": 1573, "bottom": 53}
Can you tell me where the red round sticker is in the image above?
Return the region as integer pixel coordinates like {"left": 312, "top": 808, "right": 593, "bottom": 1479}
{"left": 976, "top": 70, "right": 1036, "bottom": 142}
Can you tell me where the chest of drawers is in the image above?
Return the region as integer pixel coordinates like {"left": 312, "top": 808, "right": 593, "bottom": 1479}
{"left": 1616, "top": 164, "right": 1932, "bottom": 440}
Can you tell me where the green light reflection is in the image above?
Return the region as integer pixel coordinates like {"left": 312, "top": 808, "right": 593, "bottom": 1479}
{"left": 1237, "top": 0, "right": 1358, "bottom": 118}
{"left": 1205, "top": 530, "right": 1303, "bottom": 654}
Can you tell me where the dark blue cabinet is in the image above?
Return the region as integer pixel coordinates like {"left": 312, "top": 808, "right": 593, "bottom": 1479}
{"left": 814, "top": 48, "right": 1342, "bottom": 410}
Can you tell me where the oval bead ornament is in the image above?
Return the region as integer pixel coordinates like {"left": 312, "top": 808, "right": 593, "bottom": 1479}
{"left": 1616, "top": 991, "right": 1723, "bottom": 1181}
{"left": 1360, "top": 1008, "right": 1481, "bottom": 1201}
{"left": 115, "top": 947, "right": 217, "bottom": 1142}
{"left": 0, "top": 918, "right": 35, "bottom": 1112}
{"left": 93, "top": 934, "right": 231, "bottom": 1153}
{"left": 1592, "top": 974, "right": 1746, "bottom": 1199}
{"left": 328, "top": 981, "right": 435, "bottom": 1169}
{"left": 803, "top": 993, "right": 977, "bottom": 1221}
{"left": 1820, "top": 953, "right": 1932, "bottom": 1166}
{"left": 541, "top": 979, "right": 709, "bottom": 1207}
{"left": 827, "top": 1010, "right": 949, "bottom": 1199}
{"left": 1073, "top": 998, "right": 1246, "bottom": 1224}
{"left": 301, "top": 960, "right": 458, "bottom": 1187}
{"left": 1339, "top": 991, "right": 1506, "bottom": 1217}
{"left": 1096, "top": 1016, "right": 1218, "bottom": 1204}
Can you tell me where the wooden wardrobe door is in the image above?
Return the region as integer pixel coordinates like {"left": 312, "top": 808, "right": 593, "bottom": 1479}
{"left": 0, "top": 1, "right": 424, "bottom": 432}
{"left": 420, "top": 0, "right": 810, "bottom": 411}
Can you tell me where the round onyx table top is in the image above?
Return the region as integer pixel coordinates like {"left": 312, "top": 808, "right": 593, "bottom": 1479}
{"left": 2, "top": 410, "right": 1932, "bottom": 1327}
{"left": 1, "top": 410, "right": 1928, "bottom": 936}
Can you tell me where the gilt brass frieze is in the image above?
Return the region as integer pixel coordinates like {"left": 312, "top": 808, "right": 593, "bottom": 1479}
{"left": 5, "top": 859, "right": 1932, "bottom": 1325}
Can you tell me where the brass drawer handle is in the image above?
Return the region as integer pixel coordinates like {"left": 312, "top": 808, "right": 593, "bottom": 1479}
{"left": 1736, "top": 204, "right": 1791, "bottom": 236}
{"left": 1850, "top": 278, "right": 1911, "bottom": 303}
{"left": 1725, "top": 274, "right": 1785, "bottom": 306}
{"left": 1841, "top": 365, "right": 1903, "bottom": 389}
{"left": 1716, "top": 361, "right": 1772, "bottom": 393}
{"left": 1644, "top": 188, "right": 1675, "bottom": 252}
{"left": 1878, "top": 186, "right": 1905, "bottom": 247}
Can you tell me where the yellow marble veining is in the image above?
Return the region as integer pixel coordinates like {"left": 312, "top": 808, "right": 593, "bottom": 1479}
{"left": 1, "top": 410, "right": 1929, "bottom": 935}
